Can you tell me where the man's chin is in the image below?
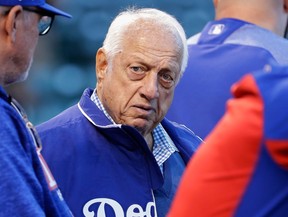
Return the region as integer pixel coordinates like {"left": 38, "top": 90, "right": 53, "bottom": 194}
{"left": 4, "top": 70, "right": 29, "bottom": 86}
{"left": 130, "top": 119, "right": 153, "bottom": 136}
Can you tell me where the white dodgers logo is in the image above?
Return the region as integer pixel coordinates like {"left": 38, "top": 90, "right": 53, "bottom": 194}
{"left": 208, "top": 24, "right": 225, "bottom": 35}
{"left": 83, "top": 198, "right": 157, "bottom": 217}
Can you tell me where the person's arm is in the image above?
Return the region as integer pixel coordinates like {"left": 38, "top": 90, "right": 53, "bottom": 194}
{"left": 168, "top": 74, "right": 263, "bottom": 217}
{"left": 0, "top": 109, "right": 46, "bottom": 216}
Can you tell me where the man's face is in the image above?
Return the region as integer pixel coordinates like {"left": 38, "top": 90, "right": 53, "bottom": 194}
{"left": 96, "top": 21, "right": 182, "bottom": 137}
{"left": 16, "top": 9, "right": 40, "bottom": 81}
{"left": 3, "top": 6, "right": 40, "bottom": 85}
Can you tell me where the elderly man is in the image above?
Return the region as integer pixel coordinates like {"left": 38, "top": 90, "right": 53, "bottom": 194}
{"left": 167, "top": 0, "right": 288, "bottom": 139}
{"left": 0, "top": 0, "right": 72, "bottom": 216}
{"left": 37, "top": 8, "right": 202, "bottom": 217}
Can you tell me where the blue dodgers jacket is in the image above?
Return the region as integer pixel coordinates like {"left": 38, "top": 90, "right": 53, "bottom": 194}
{"left": 168, "top": 63, "right": 288, "bottom": 217}
{"left": 0, "top": 86, "right": 72, "bottom": 217}
{"left": 37, "top": 88, "right": 201, "bottom": 217}
{"left": 167, "top": 18, "right": 288, "bottom": 139}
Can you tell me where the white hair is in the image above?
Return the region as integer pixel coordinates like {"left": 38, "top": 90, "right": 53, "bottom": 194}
{"left": 102, "top": 7, "right": 188, "bottom": 79}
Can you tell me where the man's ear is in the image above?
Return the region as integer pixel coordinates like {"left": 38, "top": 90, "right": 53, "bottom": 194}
{"left": 95, "top": 48, "right": 108, "bottom": 83}
{"left": 284, "top": 0, "right": 288, "bottom": 13}
{"left": 4, "top": 5, "right": 23, "bottom": 43}
{"left": 213, "top": 0, "right": 219, "bottom": 8}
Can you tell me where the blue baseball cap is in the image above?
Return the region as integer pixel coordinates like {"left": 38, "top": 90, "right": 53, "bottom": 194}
{"left": 0, "top": 0, "right": 71, "bottom": 18}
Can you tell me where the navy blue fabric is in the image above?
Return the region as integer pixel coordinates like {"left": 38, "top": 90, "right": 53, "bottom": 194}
{"left": 37, "top": 88, "right": 202, "bottom": 217}
{"left": 154, "top": 152, "right": 185, "bottom": 217}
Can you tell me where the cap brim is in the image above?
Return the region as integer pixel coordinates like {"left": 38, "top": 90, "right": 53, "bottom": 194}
{"left": 38, "top": 3, "right": 72, "bottom": 18}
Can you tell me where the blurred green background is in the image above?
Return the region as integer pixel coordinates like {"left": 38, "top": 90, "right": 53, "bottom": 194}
{"left": 5, "top": 0, "right": 214, "bottom": 125}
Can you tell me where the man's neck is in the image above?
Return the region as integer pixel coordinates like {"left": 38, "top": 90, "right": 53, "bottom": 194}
{"left": 215, "top": 5, "right": 281, "bottom": 35}
{"left": 144, "top": 133, "right": 154, "bottom": 151}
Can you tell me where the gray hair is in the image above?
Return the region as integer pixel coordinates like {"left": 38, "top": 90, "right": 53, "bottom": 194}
{"left": 102, "top": 7, "right": 188, "bottom": 79}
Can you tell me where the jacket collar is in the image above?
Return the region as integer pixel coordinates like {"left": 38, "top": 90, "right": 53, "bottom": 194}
{"left": 78, "top": 88, "right": 120, "bottom": 128}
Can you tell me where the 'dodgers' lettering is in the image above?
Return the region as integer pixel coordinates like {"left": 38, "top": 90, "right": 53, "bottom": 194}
{"left": 83, "top": 198, "right": 157, "bottom": 217}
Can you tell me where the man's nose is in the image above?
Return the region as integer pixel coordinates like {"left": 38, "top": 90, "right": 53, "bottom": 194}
{"left": 140, "top": 72, "right": 160, "bottom": 100}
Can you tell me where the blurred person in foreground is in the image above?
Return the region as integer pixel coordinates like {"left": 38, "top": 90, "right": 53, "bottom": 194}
{"left": 0, "top": 0, "right": 72, "bottom": 216}
{"left": 167, "top": 0, "right": 288, "bottom": 139}
{"left": 168, "top": 63, "right": 288, "bottom": 216}
{"left": 37, "top": 7, "right": 202, "bottom": 217}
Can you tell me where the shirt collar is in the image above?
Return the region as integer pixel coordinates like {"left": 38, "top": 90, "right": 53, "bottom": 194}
{"left": 90, "top": 89, "right": 178, "bottom": 170}
{"left": 90, "top": 89, "right": 115, "bottom": 124}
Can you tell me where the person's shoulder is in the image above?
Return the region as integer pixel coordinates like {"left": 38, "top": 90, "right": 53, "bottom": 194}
{"left": 36, "top": 103, "right": 80, "bottom": 133}
{"left": 250, "top": 64, "right": 288, "bottom": 151}
{"left": 225, "top": 22, "right": 288, "bottom": 64}
{"left": 0, "top": 97, "right": 25, "bottom": 135}
{"left": 187, "top": 18, "right": 252, "bottom": 46}
{"left": 253, "top": 64, "right": 288, "bottom": 98}
{"left": 162, "top": 118, "right": 203, "bottom": 142}
{"left": 187, "top": 33, "right": 201, "bottom": 45}
{"left": 161, "top": 118, "right": 202, "bottom": 161}
{"left": 229, "top": 23, "right": 287, "bottom": 46}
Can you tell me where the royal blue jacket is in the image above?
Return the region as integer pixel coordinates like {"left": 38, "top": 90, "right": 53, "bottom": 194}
{"left": 0, "top": 86, "right": 71, "bottom": 216}
{"left": 167, "top": 18, "right": 288, "bottom": 139}
{"left": 168, "top": 63, "right": 288, "bottom": 217}
{"left": 37, "top": 88, "right": 201, "bottom": 217}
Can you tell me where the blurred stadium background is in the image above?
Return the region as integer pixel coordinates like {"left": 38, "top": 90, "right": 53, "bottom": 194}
{"left": 5, "top": 0, "right": 214, "bottom": 125}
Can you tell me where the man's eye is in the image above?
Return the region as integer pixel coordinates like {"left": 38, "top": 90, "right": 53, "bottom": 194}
{"left": 161, "top": 73, "right": 174, "bottom": 82}
{"left": 162, "top": 74, "right": 173, "bottom": 81}
{"left": 130, "top": 66, "right": 143, "bottom": 73}
{"left": 160, "top": 73, "right": 176, "bottom": 88}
